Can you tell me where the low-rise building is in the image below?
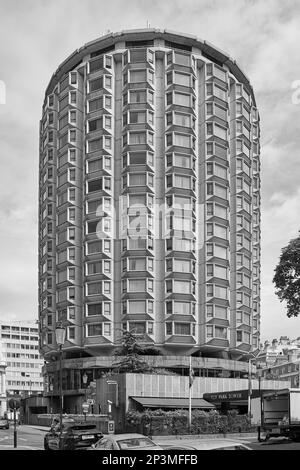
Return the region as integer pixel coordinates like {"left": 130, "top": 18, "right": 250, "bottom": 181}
{"left": 257, "top": 336, "right": 300, "bottom": 368}
{"left": 0, "top": 321, "right": 44, "bottom": 400}
{"left": 0, "top": 361, "right": 6, "bottom": 417}
{"left": 261, "top": 359, "right": 300, "bottom": 388}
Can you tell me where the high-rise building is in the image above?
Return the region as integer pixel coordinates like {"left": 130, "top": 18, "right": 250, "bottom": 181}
{"left": 39, "top": 29, "right": 261, "bottom": 368}
{"left": 0, "top": 321, "right": 44, "bottom": 398}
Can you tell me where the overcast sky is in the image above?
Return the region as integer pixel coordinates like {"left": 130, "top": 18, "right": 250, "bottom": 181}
{"left": 0, "top": 0, "right": 300, "bottom": 342}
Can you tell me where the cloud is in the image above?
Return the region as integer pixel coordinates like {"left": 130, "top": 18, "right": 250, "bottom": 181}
{"left": 0, "top": 0, "right": 300, "bottom": 341}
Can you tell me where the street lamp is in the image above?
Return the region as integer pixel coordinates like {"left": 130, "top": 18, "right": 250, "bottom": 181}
{"left": 82, "top": 372, "right": 88, "bottom": 421}
{"left": 49, "top": 382, "right": 54, "bottom": 415}
{"left": 256, "top": 368, "right": 263, "bottom": 441}
{"left": 55, "top": 323, "right": 66, "bottom": 434}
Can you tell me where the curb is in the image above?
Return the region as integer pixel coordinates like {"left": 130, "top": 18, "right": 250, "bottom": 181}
{"left": 152, "top": 432, "right": 258, "bottom": 441}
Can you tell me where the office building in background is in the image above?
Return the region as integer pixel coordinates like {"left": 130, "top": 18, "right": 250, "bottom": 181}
{"left": 0, "top": 321, "right": 44, "bottom": 399}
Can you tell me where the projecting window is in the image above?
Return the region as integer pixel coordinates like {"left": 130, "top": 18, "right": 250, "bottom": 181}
{"left": 87, "top": 179, "right": 102, "bottom": 193}
{"left": 174, "top": 323, "right": 190, "bottom": 336}
{"left": 88, "top": 97, "right": 103, "bottom": 112}
{"left": 129, "top": 111, "right": 147, "bottom": 124}
{"left": 128, "top": 152, "right": 147, "bottom": 166}
{"left": 89, "top": 77, "right": 103, "bottom": 92}
{"left": 174, "top": 72, "right": 191, "bottom": 87}
{"left": 129, "top": 90, "right": 147, "bottom": 104}
{"left": 127, "top": 279, "right": 146, "bottom": 292}
{"left": 87, "top": 159, "right": 102, "bottom": 174}
{"left": 68, "top": 327, "right": 75, "bottom": 340}
{"left": 173, "top": 174, "right": 191, "bottom": 189}
{"left": 87, "top": 240, "right": 101, "bottom": 254}
{"left": 174, "top": 92, "right": 191, "bottom": 107}
{"left": 88, "top": 118, "right": 102, "bottom": 132}
{"left": 88, "top": 138, "right": 102, "bottom": 153}
{"left": 215, "top": 326, "right": 227, "bottom": 339}
{"left": 87, "top": 261, "right": 102, "bottom": 275}
{"left": 214, "top": 244, "right": 227, "bottom": 259}
{"left": 129, "top": 70, "right": 147, "bottom": 83}
{"left": 128, "top": 258, "right": 146, "bottom": 271}
{"left": 87, "top": 303, "right": 101, "bottom": 316}
{"left": 128, "top": 300, "right": 146, "bottom": 314}
{"left": 207, "top": 326, "right": 213, "bottom": 339}
{"left": 129, "top": 173, "right": 146, "bottom": 186}
{"left": 86, "top": 282, "right": 101, "bottom": 296}
{"left": 129, "top": 132, "right": 147, "bottom": 145}
{"left": 87, "top": 324, "right": 103, "bottom": 337}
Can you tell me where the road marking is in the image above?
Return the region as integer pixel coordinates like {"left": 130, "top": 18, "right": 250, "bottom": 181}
{"left": 0, "top": 444, "right": 41, "bottom": 450}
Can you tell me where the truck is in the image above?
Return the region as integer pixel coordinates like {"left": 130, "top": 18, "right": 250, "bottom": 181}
{"left": 251, "top": 388, "right": 300, "bottom": 441}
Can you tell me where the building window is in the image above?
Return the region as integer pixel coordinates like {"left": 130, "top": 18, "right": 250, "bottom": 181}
{"left": 87, "top": 324, "right": 103, "bottom": 337}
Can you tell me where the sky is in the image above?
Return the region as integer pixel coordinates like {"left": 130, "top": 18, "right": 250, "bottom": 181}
{"left": 0, "top": 0, "right": 300, "bottom": 342}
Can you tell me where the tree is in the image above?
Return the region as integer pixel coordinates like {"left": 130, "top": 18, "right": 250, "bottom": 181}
{"left": 112, "top": 330, "right": 155, "bottom": 373}
{"left": 273, "top": 235, "right": 300, "bottom": 318}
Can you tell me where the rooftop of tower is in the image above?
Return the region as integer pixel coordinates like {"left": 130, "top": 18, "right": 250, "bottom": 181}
{"left": 44, "top": 28, "right": 256, "bottom": 105}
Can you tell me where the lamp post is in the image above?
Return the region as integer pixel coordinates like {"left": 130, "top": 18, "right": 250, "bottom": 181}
{"left": 82, "top": 372, "right": 88, "bottom": 421}
{"left": 257, "top": 368, "right": 263, "bottom": 441}
{"left": 247, "top": 355, "right": 257, "bottom": 419}
{"left": 55, "top": 323, "right": 66, "bottom": 436}
{"left": 49, "top": 382, "right": 54, "bottom": 415}
{"left": 106, "top": 380, "right": 119, "bottom": 433}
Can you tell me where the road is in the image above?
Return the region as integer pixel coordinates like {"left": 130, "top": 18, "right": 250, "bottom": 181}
{"left": 154, "top": 436, "right": 300, "bottom": 451}
{"left": 248, "top": 437, "right": 300, "bottom": 450}
{"left": 0, "top": 425, "right": 46, "bottom": 450}
{"left": 1, "top": 427, "right": 300, "bottom": 450}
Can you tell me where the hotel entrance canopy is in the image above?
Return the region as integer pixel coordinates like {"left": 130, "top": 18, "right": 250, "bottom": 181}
{"left": 130, "top": 396, "right": 215, "bottom": 409}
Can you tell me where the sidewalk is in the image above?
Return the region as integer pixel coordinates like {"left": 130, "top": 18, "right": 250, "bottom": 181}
{"left": 23, "top": 425, "right": 49, "bottom": 432}
{"left": 152, "top": 432, "right": 259, "bottom": 442}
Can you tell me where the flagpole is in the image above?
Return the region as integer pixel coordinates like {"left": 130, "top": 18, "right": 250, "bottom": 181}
{"left": 189, "top": 355, "right": 192, "bottom": 432}
{"left": 248, "top": 358, "right": 252, "bottom": 418}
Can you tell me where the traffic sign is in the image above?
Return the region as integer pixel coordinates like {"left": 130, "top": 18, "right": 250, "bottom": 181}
{"left": 87, "top": 399, "right": 95, "bottom": 405}
{"left": 8, "top": 398, "right": 20, "bottom": 410}
{"left": 108, "top": 420, "right": 115, "bottom": 434}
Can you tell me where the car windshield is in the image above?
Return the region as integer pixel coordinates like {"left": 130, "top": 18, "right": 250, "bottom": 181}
{"left": 67, "top": 424, "right": 97, "bottom": 431}
{"left": 117, "top": 438, "right": 157, "bottom": 449}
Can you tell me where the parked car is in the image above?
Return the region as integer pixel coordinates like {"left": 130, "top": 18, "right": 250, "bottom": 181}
{"left": 89, "top": 433, "right": 163, "bottom": 450}
{"left": 0, "top": 417, "right": 9, "bottom": 430}
{"left": 44, "top": 421, "right": 103, "bottom": 450}
{"left": 160, "top": 439, "right": 252, "bottom": 451}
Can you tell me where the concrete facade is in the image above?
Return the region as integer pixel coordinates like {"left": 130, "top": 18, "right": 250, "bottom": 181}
{"left": 39, "top": 30, "right": 262, "bottom": 414}
{"left": 39, "top": 30, "right": 261, "bottom": 368}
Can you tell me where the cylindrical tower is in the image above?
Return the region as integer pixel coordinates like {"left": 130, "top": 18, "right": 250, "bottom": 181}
{"left": 39, "top": 29, "right": 261, "bottom": 363}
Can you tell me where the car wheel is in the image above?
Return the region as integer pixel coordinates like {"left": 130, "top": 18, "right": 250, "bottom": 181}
{"left": 290, "top": 433, "right": 300, "bottom": 442}
{"left": 44, "top": 439, "right": 50, "bottom": 451}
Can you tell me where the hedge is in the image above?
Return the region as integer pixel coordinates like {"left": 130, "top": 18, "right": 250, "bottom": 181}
{"left": 125, "top": 409, "right": 253, "bottom": 435}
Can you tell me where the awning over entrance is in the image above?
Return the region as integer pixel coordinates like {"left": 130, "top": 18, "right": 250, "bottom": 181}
{"left": 130, "top": 396, "right": 215, "bottom": 409}
{"left": 203, "top": 389, "right": 275, "bottom": 404}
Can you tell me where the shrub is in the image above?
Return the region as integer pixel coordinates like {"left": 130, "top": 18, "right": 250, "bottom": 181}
{"left": 125, "top": 409, "right": 252, "bottom": 435}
